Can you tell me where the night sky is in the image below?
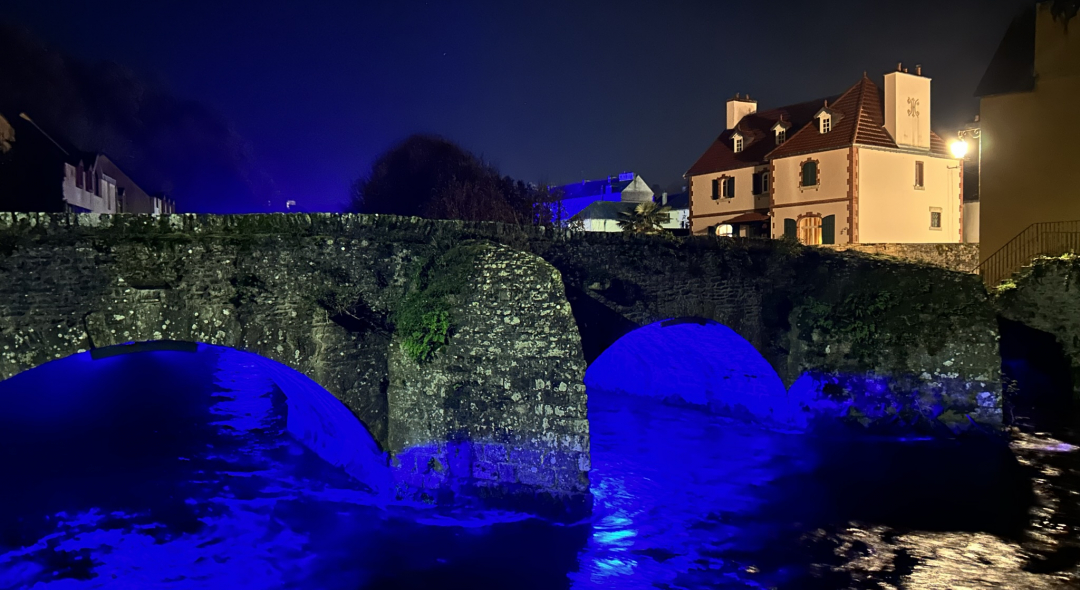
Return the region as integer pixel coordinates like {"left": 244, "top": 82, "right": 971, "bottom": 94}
{"left": 2, "top": 0, "right": 1031, "bottom": 213}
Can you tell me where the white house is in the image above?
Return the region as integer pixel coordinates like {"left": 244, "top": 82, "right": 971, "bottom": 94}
{"left": 686, "top": 66, "right": 964, "bottom": 245}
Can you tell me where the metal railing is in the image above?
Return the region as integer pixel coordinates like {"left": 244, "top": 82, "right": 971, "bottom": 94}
{"left": 977, "top": 220, "right": 1080, "bottom": 287}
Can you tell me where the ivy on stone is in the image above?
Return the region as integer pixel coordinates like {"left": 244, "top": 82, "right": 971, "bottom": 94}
{"left": 393, "top": 241, "right": 489, "bottom": 363}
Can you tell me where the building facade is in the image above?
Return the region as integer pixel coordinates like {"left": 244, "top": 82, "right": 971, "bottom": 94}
{"left": 975, "top": 2, "right": 1080, "bottom": 265}
{"left": 686, "top": 71, "right": 963, "bottom": 245}
{"left": 0, "top": 113, "right": 173, "bottom": 214}
{"left": 562, "top": 173, "right": 689, "bottom": 232}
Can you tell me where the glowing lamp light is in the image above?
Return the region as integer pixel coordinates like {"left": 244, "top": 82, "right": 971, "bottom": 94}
{"left": 950, "top": 140, "right": 969, "bottom": 159}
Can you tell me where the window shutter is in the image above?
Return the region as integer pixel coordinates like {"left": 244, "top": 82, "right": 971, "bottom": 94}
{"left": 727, "top": 177, "right": 735, "bottom": 198}
{"left": 822, "top": 215, "right": 835, "bottom": 244}
{"left": 712, "top": 178, "right": 719, "bottom": 200}
{"left": 784, "top": 218, "right": 797, "bottom": 238}
{"left": 752, "top": 173, "right": 762, "bottom": 195}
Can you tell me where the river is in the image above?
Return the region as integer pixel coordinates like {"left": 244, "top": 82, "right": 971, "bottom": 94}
{"left": 1, "top": 346, "right": 1078, "bottom": 588}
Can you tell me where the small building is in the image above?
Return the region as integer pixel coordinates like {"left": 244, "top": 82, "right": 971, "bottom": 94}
{"left": 568, "top": 174, "right": 653, "bottom": 232}
{"left": 974, "top": 2, "right": 1080, "bottom": 276}
{"left": 686, "top": 70, "right": 964, "bottom": 245}
{"left": 658, "top": 191, "right": 690, "bottom": 233}
{"left": 555, "top": 172, "right": 644, "bottom": 220}
{"left": 0, "top": 112, "right": 173, "bottom": 214}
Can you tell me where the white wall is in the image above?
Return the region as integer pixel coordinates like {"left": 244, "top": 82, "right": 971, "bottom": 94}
{"left": 726, "top": 98, "right": 757, "bottom": 129}
{"left": 661, "top": 207, "right": 690, "bottom": 230}
{"left": 770, "top": 148, "right": 850, "bottom": 240}
{"left": 689, "top": 165, "right": 769, "bottom": 234}
{"left": 771, "top": 200, "right": 851, "bottom": 242}
{"left": 61, "top": 164, "right": 114, "bottom": 214}
{"left": 884, "top": 70, "right": 932, "bottom": 150}
{"left": 857, "top": 147, "right": 962, "bottom": 244}
{"left": 963, "top": 201, "right": 980, "bottom": 243}
{"left": 586, "top": 218, "right": 623, "bottom": 232}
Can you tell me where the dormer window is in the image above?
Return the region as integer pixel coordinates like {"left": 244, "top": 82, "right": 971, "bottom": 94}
{"left": 771, "top": 119, "right": 791, "bottom": 145}
{"left": 733, "top": 133, "right": 744, "bottom": 153}
{"left": 819, "top": 115, "right": 832, "bottom": 134}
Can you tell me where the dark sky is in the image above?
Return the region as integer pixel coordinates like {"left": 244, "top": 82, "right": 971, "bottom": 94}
{"left": 2, "top": 0, "right": 1031, "bottom": 212}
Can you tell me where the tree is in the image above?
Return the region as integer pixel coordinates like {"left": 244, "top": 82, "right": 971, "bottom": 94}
{"left": 348, "top": 135, "right": 491, "bottom": 217}
{"left": 617, "top": 201, "right": 672, "bottom": 235}
{"left": 1052, "top": 0, "right": 1080, "bottom": 29}
{"left": 349, "top": 134, "right": 568, "bottom": 227}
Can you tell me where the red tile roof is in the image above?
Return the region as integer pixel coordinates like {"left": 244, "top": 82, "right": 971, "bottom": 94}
{"left": 685, "top": 97, "right": 835, "bottom": 177}
{"left": 687, "top": 75, "right": 951, "bottom": 178}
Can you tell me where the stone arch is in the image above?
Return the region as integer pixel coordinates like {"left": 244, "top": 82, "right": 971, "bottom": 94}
{"left": 0, "top": 216, "right": 591, "bottom": 515}
{"left": 2, "top": 341, "right": 394, "bottom": 498}
{"left": 584, "top": 317, "right": 790, "bottom": 424}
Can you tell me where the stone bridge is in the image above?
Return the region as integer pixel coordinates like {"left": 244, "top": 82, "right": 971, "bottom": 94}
{"left": 0, "top": 213, "right": 1002, "bottom": 515}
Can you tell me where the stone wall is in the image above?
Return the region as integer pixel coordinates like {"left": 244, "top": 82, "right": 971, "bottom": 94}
{"left": 0, "top": 213, "right": 588, "bottom": 514}
{"left": 821, "top": 243, "right": 980, "bottom": 273}
{"left": 0, "top": 213, "right": 1007, "bottom": 515}
{"left": 528, "top": 235, "right": 1001, "bottom": 434}
{"left": 995, "top": 254, "right": 1080, "bottom": 398}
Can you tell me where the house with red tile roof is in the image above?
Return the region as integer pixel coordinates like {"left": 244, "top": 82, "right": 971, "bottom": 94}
{"left": 686, "top": 66, "right": 964, "bottom": 245}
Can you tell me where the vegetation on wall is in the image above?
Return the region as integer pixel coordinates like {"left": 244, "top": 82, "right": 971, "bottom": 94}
{"left": 793, "top": 258, "right": 989, "bottom": 366}
{"left": 392, "top": 241, "right": 489, "bottom": 363}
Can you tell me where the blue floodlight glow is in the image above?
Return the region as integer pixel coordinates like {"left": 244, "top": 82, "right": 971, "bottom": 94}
{"left": 584, "top": 319, "right": 807, "bottom": 425}
{"left": 0, "top": 335, "right": 1040, "bottom": 588}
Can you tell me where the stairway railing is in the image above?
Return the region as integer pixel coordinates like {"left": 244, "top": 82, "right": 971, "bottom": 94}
{"left": 977, "top": 220, "right": 1080, "bottom": 287}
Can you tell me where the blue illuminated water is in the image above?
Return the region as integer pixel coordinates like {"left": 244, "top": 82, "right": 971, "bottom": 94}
{"left": 1, "top": 346, "right": 1077, "bottom": 588}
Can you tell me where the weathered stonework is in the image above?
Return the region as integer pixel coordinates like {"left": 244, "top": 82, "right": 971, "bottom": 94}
{"left": 386, "top": 242, "right": 589, "bottom": 512}
{"left": 996, "top": 254, "right": 1080, "bottom": 398}
{"left": 821, "top": 243, "right": 980, "bottom": 274}
{"left": 0, "top": 212, "right": 1006, "bottom": 515}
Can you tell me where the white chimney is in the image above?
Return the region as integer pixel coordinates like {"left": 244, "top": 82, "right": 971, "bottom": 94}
{"left": 884, "top": 64, "right": 931, "bottom": 150}
{"left": 726, "top": 93, "right": 757, "bottom": 130}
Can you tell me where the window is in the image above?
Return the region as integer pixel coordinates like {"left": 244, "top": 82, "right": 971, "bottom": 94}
{"left": 820, "top": 116, "right": 831, "bottom": 134}
{"left": 734, "top": 136, "right": 744, "bottom": 153}
{"left": 801, "top": 161, "right": 818, "bottom": 187}
{"left": 722, "top": 176, "right": 735, "bottom": 199}
{"left": 752, "top": 171, "right": 770, "bottom": 195}
{"left": 717, "top": 224, "right": 734, "bottom": 238}
{"left": 798, "top": 215, "right": 822, "bottom": 245}
{"left": 915, "top": 161, "right": 925, "bottom": 189}
{"left": 930, "top": 208, "right": 942, "bottom": 229}
{"left": 776, "top": 129, "right": 786, "bottom": 145}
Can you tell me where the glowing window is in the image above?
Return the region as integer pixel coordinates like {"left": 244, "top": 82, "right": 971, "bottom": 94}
{"left": 717, "top": 224, "right": 734, "bottom": 237}
{"left": 797, "top": 215, "right": 822, "bottom": 245}
{"left": 820, "top": 117, "right": 831, "bottom": 133}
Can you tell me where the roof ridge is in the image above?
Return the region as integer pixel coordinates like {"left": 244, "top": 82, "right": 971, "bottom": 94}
{"left": 849, "top": 76, "right": 871, "bottom": 145}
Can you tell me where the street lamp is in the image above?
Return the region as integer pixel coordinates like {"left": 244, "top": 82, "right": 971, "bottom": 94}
{"left": 950, "top": 139, "right": 969, "bottom": 159}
